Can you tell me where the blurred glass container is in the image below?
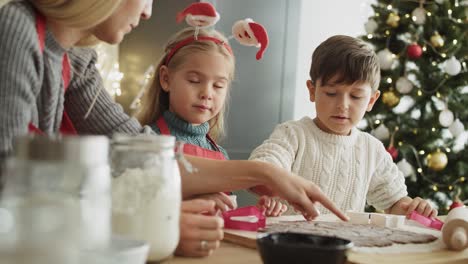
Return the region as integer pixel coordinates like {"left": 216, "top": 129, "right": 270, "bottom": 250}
{"left": 0, "top": 135, "right": 111, "bottom": 264}
{"left": 110, "top": 134, "right": 181, "bottom": 262}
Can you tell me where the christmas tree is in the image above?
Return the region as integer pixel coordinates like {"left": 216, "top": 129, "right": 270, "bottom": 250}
{"left": 360, "top": 0, "right": 467, "bottom": 214}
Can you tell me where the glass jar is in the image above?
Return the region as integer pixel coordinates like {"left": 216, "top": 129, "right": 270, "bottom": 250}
{"left": 0, "top": 135, "right": 111, "bottom": 264}
{"left": 110, "top": 134, "right": 181, "bottom": 262}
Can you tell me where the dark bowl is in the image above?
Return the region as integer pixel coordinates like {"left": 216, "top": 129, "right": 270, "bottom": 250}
{"left": 256, "top": 232, "right": 353, "bottom": 264}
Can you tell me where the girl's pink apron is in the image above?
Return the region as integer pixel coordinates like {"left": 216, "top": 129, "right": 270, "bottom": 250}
{"left": 28, "top": 13, "right": 77, "bottom": 135}
{"left": 155, "top": 116, "right": 226, "bottom": 160}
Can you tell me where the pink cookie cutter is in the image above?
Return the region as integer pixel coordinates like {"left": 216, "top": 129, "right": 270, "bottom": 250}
{"left": 408, "top": 211, "right": 444, "bottom": 230}
{"left": 222, "top": 206, "right": 266, "bottom": 231}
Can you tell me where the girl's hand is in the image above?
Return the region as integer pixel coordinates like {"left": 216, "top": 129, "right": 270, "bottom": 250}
{"left": 192, "top": 192, "right": 236, "bottom": 212}
{"left": 175, "top": 199, "right": 224, "bottom": 257}
{"left": 256, "top": 196, "right": 287, "bottom": 217}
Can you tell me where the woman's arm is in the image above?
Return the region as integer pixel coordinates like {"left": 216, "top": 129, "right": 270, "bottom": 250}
{"left": 0, "top": 3, "right": 41, "bottom": 166}
{"left": 181, "top": 156, "right": 349, "bottom": 221}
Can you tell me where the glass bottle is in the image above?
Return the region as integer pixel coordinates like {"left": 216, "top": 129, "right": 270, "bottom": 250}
{"left": 0, "top": 135, "right": 111, "bottom": 264}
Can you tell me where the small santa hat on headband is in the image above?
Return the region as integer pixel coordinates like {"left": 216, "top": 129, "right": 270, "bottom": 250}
{"left": 176, "top": 2, "right": 220, "bottom": 28}
{"left": 232, "top": 19, "right": 269, "bottom": 60}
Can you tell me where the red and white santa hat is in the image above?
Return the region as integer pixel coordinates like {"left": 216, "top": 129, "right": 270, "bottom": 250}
{"left": 232, "top": 18, "right": 269, "bottom": 60}
{"left": 176, "top": 2, "right": 220, "bottom": 28}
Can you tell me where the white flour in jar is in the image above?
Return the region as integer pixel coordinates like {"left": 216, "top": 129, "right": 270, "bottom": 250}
{"left": 111, "top": 165, "right": 181, "bottom": 261}
{"left": 111, "top": 168, "right": 165, "bottom": 214}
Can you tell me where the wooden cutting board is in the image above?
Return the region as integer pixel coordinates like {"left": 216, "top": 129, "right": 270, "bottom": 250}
{"left": 223, "top": 214, "right": 468, "bottom": 264}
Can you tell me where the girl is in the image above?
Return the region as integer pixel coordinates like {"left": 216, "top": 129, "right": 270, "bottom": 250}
{"left": 137, "top": 27, "right": 288, "bottom": 217}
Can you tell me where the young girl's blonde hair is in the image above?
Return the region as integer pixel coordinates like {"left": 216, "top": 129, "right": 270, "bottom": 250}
{"left": 29, "top": 0, "right": 123, "bottom": 46}
{"left": 137, "top": 27, "right": 235, "bottom": 141}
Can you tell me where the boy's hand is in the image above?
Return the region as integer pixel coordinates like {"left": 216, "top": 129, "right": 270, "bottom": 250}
{"left": 389, "top": 196, "right": 438, "bottom": 218}
{"left": 191, "top": 192, "right": 236, "bottom": 212}
{"left": 402, "top": 197, "right": 438, "bottom": 218}
{"left": 256, "top": 196, "right": 287, "bottom": 217}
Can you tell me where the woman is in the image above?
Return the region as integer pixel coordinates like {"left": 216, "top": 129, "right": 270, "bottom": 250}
{"left": 0, "top": 0, "right": 347, "bottom": 258}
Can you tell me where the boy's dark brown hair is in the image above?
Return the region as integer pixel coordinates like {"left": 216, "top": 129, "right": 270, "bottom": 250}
{"left": 310, "top": 35, "right": 380, "bottom": 91}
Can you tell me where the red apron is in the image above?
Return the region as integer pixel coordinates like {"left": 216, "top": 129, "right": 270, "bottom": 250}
{"left": 156, "top": 117, "right": 226, "bottom": 160}
{"left": 27, "top": 13, "right": 77, "bottom": 135}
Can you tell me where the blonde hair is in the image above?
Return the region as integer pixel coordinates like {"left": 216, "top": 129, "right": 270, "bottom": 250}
{"left": 29, "top": 0, "right": 123, "bottom": 46}
{"left": 137, "top": 27, "right": 235, "bottom": 141}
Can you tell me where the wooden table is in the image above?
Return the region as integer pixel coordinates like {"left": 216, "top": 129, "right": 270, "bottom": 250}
{"left": 166, "top": 215, "right": 468, "bottom": 264}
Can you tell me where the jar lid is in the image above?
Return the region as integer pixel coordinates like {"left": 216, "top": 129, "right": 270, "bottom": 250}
{"left": 111, "top": 133, "right": 175, "bottom": 151}
{"left": 14, "top": 135, "right": 109, "bottom": 165}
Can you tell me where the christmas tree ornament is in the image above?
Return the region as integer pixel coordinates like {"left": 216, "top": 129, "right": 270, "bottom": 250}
{"left": 364, "top": 19, "right": 378, "bottom": 34}
{"left": 387, "top": 146, "right": 398, "bottom": 160}
{"left": 386, "top": 13, "right": 400, "bottom": 28}
{"left": 449, "top": 200, "right": 465, "bottom": 211}
{"left": 449, "top": 119, "right": 465, "bottom": 137}
{"left": 444, "top": 56, "right": 462, "bottom": 76}
{"left": 449, "top": 188, "right": 465, "bottom": 211}
{"left": 176, "top": 2, "right": 220, "bottom": 28}
{"left": 377, "top": 49, "right": 395, "bottom": 70}
{"left": 426, "top": 150, "right": 448, "bottom": 171}
{"left": 396, "top": 76, "right": 414, "bottom": 94}
{"left": 372, "top": 124, "right": 390, "bottom": 140}
{"left": 411, "top": 7, "right": 426, "bottom": 25}
{"left": 397, "top": 158, "right": 414, "bottom": 177}
{"left": 382, "top": 90, "right": 400, "bottom": 107}
{"left": 430, "top": 32, "right": 445, "bottom": 48}
{"left": 439, "top": 109, "right": 454, "bottom": 127}
{"left": 407, "top": 43, "right": 423, "bottom": 59}
{"left": 232, "top": 19, "right": 269, "bottom": 60}
{"left": 386, "top": 127, "right": 399, "bottom": 161}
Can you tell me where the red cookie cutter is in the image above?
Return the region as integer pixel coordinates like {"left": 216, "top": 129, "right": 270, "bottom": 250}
{"left": 222, "top": 206, "right": 266, "bottom": 231}
{"left": 408, "top": 211, "right": 444, "bottom": 230}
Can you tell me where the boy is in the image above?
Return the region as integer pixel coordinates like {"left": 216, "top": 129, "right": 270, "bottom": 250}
{"left": 249, "top": 35, "right": 437, "bottom": 218}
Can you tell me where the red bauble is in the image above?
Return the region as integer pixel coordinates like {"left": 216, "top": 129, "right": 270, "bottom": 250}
{"left": 386, "top": 146, "right": 398, "bottom": 160}
{"left": 407, "top": 44, "right": 423, "bottom": 59}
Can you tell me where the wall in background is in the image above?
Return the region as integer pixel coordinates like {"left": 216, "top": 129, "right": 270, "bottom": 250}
{"left": 118, "top": 0, "right": 196, "bottom": 114}
{"left": 293, "top": 0, "right": 375, "bottom": 119}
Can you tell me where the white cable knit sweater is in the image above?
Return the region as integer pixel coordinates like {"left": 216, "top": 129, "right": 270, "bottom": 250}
{"left": 249, "top": 117, "right": 407, "bottom": 214}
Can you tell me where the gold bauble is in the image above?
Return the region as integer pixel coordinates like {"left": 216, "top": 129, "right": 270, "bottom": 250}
{"left": 386, "top": 13, "right": 400, "bottom": 28}
{"left": 382, "top": 90, "right": 400, "bottom": 107}
{"left": 430, "top": 32, "right": 445, "bottom": 48}
{"left": 426, "top": 150, "right": 448, "bottom": 171}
